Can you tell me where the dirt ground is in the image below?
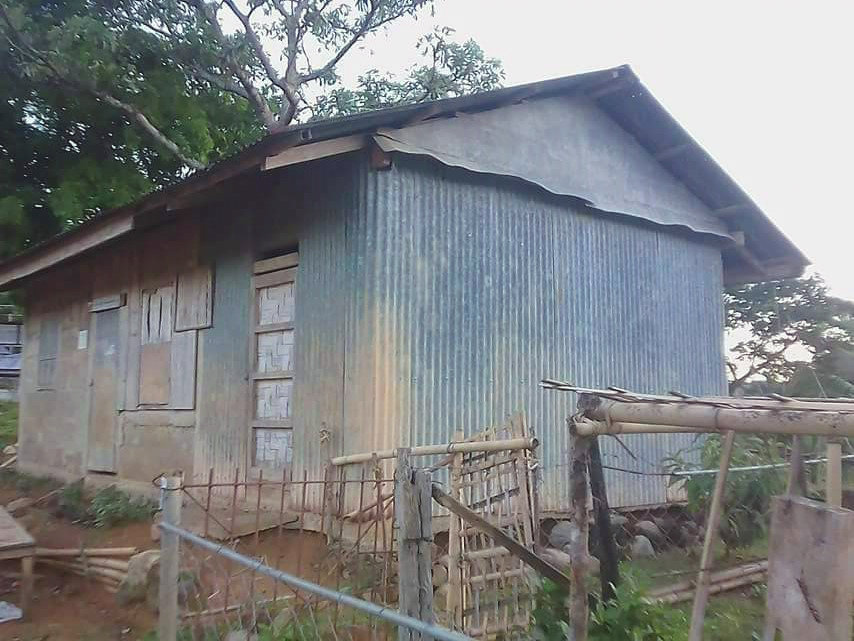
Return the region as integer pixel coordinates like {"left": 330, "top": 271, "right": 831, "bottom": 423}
{"left": 0, "top": 480, "right": 158, "bottom": 641}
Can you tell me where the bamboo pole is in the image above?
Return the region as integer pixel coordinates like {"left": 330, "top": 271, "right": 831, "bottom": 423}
{"left": 584, "top": 398, "right": 854, "bottom": 438}
{"left": 655, "top": 570, "right": 767, "bottom": 605}
{"left": 35, "top": 547, "right": 138, "bottom": 557}
{"left": 827, "top": 438, "right": 843, "bottom": 508}
{"left": 648, "top": 561, "right": 768, "bottom": 598}
{"left": 574, "top": 420, "right": 710, "bottom": 436}
{"left": 330, "top": 437, "right": 538, "bottom": 466}
{"left": 568, "top": 427, "right": 591, "bottom": 641}
{"left": 446, "top": 430, "right": 464, "bottom": 630}
{"left": 689, "top": 430, "right": 736, "bottom": 641}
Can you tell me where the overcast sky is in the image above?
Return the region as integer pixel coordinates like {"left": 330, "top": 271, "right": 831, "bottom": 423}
{"left": 336, "top": 0, "right": 854, "bottom": 299}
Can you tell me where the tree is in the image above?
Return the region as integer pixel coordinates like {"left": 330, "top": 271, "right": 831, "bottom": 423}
{"left": 725, "top": 274, "right": 854, "bottom": 396}
{"left": 0, "top": 0, "right": 503, "bottom": 257}
{"left": 0, "top": 0, "right": 503, "bottom": 166}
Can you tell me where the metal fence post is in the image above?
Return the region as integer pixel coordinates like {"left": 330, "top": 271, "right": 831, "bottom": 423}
{"left": 159, "top": 474, "right": 183, "bottom": 641}
{"left": 396, "top": 449, "right": 434, "bottom": 641}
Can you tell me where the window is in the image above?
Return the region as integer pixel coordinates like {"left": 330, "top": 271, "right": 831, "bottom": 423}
{"left": 37, "top": 315, "right": 59, "bottom": 388}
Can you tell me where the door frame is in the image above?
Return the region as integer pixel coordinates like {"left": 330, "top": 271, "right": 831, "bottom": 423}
{"left": 247, "top": 252, "right": 299, "bottom": 479}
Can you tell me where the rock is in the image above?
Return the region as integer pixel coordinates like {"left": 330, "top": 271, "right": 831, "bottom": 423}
{"left": 118, "top": 550, "right": 160, "bottom": 606}
{"left": 225, "top": 632, "right": 258, "bottom": 641}
{"left": 432, "top": 561, "right": 448, "bottom": 587}
{"left": 540, "top": 547, "right": 572, "bottom": 572}
{"left": 635, "top": 520, "right": 663, "bottom": 543}
{"left": 630, "top": 535, "right": 655, "bottom": 558}
{"left": 5, "top": 497, "right": 34, "bottom": 516}
{"left": 610, "top": 513, "right": 629, "bottom": 529}
{"left": 548, "top": 521, "right": 577, "bottom": 549}
{"left": 2, "top": 444, "right": 17, "bottom": 456}
{"left": 150, "top": 512, "right": 162, "bottom": 542}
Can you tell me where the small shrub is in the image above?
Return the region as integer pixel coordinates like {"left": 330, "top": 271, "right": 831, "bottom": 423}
{"left": 664, "top": 434, "right": 787, "bottom": 550}
{"left": 57, "top": 480, "right": 90, "bottom": 522}
{"left": 532, "top": 574, "right": 689, "bottom": 641}
{"left": 89, "top": 484, "right": 156, "bottom": 528}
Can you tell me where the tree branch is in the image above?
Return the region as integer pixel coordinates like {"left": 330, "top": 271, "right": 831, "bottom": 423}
{"left": 0, "top": 4, "right": 204, "bottom": 169}
{"left": 181, "top": 0, "right": 276, "bottom": 128}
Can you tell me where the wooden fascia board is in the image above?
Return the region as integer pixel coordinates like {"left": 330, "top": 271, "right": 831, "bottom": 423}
{"left": 0, "top": 211, "right": 135, "bottom": 289}
{"left": 261, "top": 134, "right": 368, "bottom": 171}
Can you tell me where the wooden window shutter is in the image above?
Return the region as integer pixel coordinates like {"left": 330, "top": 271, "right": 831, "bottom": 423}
{"left": 175, "top": 265, "right": 213, "bottom": 331}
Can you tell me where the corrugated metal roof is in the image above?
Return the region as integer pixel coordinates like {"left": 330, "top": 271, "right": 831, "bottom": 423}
{"left": 0, "top": 65, "right": 806, "bottom": 288}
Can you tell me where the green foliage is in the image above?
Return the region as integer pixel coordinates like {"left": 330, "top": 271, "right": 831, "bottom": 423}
{"left": 89, "top": 484, "right": 156, "bottom": 528}
{"left": 56, "top": 481, "right": 155, "bottom": 527}
{"left": 665, "top": 434, "right": 786, "bottom": 550}
{"left": 57, "top": 479, "right": 90, "bottom": 522}
{"left": 0, "top": 0, "right": 503, "bottom": 258}
{"left": 532, "top": 576, "right": 689, "bottom": 641}
{"left": 726, "top": 274, "right": 854, "bottom": 394}
{"left": 0, "top": 401, "right": 17, "bottom": 448}
{"left": 313, "top": 28, "right": 504, "bottom": 118}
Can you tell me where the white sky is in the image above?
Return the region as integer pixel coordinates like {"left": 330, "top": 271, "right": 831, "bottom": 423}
{"left": 334, "top": 0, "right": 854, "bottom": 299}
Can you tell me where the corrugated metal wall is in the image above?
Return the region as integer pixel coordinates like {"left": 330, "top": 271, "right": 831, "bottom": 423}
{"left": 349, "top": 154, "right": 726, "bottom": 510}
{"left": 210, "top": 150, "right": 725, "bottom": 511}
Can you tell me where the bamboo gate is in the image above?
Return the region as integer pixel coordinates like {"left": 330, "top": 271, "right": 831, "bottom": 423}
{"left": 542, "top": 379, "right": 854, "bottom": 641}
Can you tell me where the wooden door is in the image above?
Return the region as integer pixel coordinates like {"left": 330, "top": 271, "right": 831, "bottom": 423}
{"left": 87, "top": 306, "right": 121, "bottom": 472}
{"left": 250, "top": 253, "right": 298, "bottom": 474}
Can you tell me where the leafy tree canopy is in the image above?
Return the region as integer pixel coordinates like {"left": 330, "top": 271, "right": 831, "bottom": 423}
{"left": 0, "top": 0, "right": 503, "bottom": 257}
{"left": 725, "top": 273, "right": 854, "bottom": 396}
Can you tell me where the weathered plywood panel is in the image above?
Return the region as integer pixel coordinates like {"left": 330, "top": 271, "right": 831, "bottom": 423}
{"left": 139, "top": 343, "right": 170, "bottom": 405}
{"left": 175, "top": 265, "right": 213, "bottom": 331}
{"left": 87, "top": 307, "right": 121, "bottom": 472}
{"left": 170, "top": 329, "right": 197, "bottom": 409}
{"left": 764, "top": 496, "right": 854, "bottom": 641}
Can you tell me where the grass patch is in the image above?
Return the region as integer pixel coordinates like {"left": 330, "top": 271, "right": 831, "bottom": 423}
{"left": 0, "top": 401, "right": 17, "bottom": 448}
{"left": 57, "top": 481, "right": 156, "bottom": 527}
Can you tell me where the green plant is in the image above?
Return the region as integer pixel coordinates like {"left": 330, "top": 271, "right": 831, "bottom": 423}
{"left": 57, "top": 479, "right": 90, "bottom": 522}
{"left": 89, "top": 484, "right": 156, "bottom": 528}
{"left": 0, "top": 401, "right": 17, "bottom": 448}
{"left": 665, "top": 434, "right": 787, "bottom": 550}
{"left": 532, "top": 574, "right": 688, "bottom": 641}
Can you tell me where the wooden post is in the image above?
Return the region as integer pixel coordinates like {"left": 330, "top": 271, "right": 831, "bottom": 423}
{"left": 588, "top": 436, "right": 619, "bottom": 602}
{"left": 446, "top": 430, "right": 464, "bottom": 629}
{"left": 395, "top": 449, "right": 434, "bottom": 641}
{"left": 159, "top": 474, "right": 183, "bottom": 641}
{"left": 827, "top": 438, "right": 843, "bottom": 508}
{"left": 568, "top": 425, "right": 591, "bottom": 641}
{"left": 786, "top": 435, "right": 806, "bottom": 497}
{"left": 689, "top": 430, "right": 736, "bottom": 641}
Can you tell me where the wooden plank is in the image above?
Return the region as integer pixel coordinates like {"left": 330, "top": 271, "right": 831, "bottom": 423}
{"left": 169, "top": 329, "right": 197, "bottom": 409}
{"left": 254, "top": 322, "right": 295, "bottom": 334}
{"left": 431, "top": 485, "right": 570, "bottom": 590}
{"left": 827, "top": 439, "right": 843, "bottom": 508}
{"left": 175, "top": 265, "right": 213, "bottom": 331}
{"left": 253, "top": 253, "right": 299, "bottom": 275}
{"left": 251, "top": 370, "right": 294, "bottom": 381}
{"left": 0, "top": 507, "right": 35, "bottom": 553}
{"left": 0, "top": 212, "right": 134, "bottom": 288}
{"left": 139, "top": 343, "right": 171, "bottom": 405}
{"left": 87, "top": 308, "right": 121, "bottom": 472}
{"left": 88, "top": 293, "right": 126, "bottom": 313}
{"left": 396, "top": 450, "right": 434, "bottom": 639}
{"left": 253, "top": 268, "right": 297, "bottom": 290}
{"left": 251, "top": 419, "right": 294, "bottom": 429}
{"left": 262, "top": 135, "right": 366, "bottom": 171}
{"left": 763, "top": 496, "right": 854, "bottom": 640}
